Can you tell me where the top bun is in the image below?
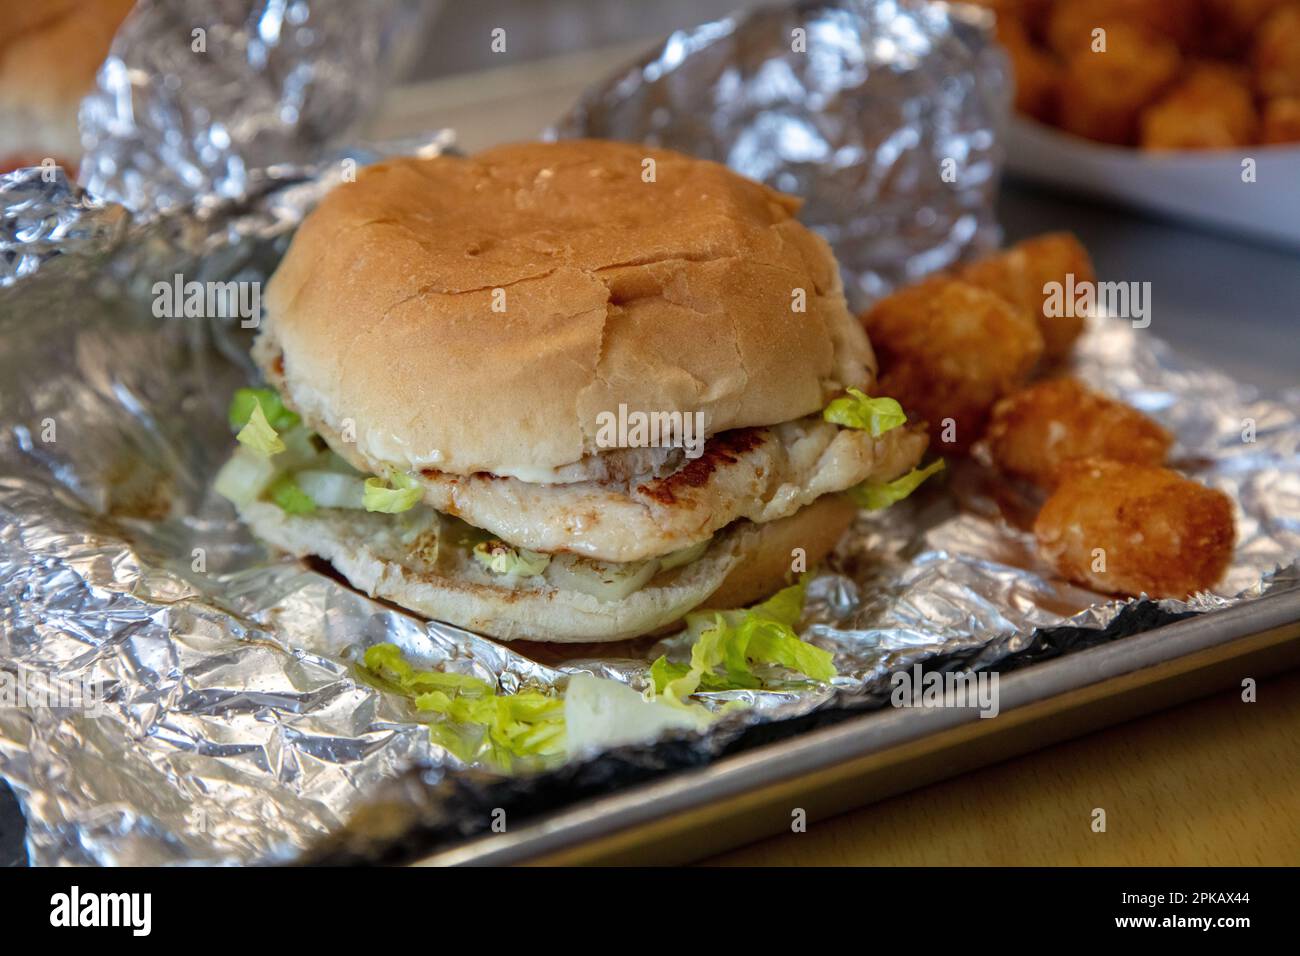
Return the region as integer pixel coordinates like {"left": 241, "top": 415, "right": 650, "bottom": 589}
{"left": 261, "top": 139, "right": 875, "bottom": 481}
{"left": 0, "top": 0, "right": 135, "bottom": 162}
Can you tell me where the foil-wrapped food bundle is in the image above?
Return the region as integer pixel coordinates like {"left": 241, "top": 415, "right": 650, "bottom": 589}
{"left": 554, "top": 0, "right": 1011, "bottom": 305}
{"left": 1, "top": 0, "right": 1298, "bottom": 867}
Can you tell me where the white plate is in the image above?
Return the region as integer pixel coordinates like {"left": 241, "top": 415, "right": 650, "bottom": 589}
{"left": 1005, "top": 116, "right": 1300, "bottom": 248}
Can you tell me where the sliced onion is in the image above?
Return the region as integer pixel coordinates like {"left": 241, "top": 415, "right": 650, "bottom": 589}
{"left": 214, "top": 448, "right": 280, "bottom": 506}
{"left": 547, "top": 553, "right": 661, "bottom": 602}
{"left": 473, "top": 541, "right": 551, "bottom": 577}
{"left": 396, "top": 505, "right": 440, "bottom": 545}
{"left": 657, "top": 539, "right": 709, "bottom": 571}
{"left": 293, "top": 469, "right": 366, "bottom": 509}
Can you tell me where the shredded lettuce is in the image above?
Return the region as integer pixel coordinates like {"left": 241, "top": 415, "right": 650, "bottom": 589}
{"left": 363, "top": 642, "right": 431, "bottom": 688}
{"left": 224, "top": 388, "right": 439, "bottom": 519}
{"left": 650, "top": 579, "right": 836, "bottom": 703}
{"left": 362, "top": 471, "right": 423, "bottom": 513}
{"left": 361, "top": 643, "right": 563, "bottom": 767}
{"left": 362, "top": 644, "right": 713, "bottom": 764}
{"left": 649, "top": 655, "right": 693, "bottom": 692}
{"left": 235, "top": 402, "right": 286, "bottom": 457}
{"left": 850, "top": 458, "right": 945, "bottom": 510}
{"left": 472, "top": 540, "right": 551, "bottom": 577}
{"left": 822, "top": 387, "right": 907, "bottom": 437}
{"left": 228, "top": 387, "right": 300, "bottom": 432}
{"left": 269, "top": 474, "right": 316, "bottom": 515}
{"left": 416, "top": 691, "right": 565, "bottom": 766}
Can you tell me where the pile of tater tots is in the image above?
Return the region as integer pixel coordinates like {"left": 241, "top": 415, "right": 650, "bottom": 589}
{"left": 862, "top": 234, "right": 1235, "bottom": 601}
{"left": 973, "top": 0, "right": 1300, "bottom": 148}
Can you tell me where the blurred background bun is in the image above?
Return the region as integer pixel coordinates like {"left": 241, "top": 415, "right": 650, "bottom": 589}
{"left": 0, "top": 0, "right": 135, "bottom": 172}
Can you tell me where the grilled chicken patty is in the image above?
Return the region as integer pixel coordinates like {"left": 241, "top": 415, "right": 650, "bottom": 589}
{"left": 313, "top": 415, "right": 927, "bottom": 563}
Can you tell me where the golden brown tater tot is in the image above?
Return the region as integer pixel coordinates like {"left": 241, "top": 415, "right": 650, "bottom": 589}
{"left": 1262, "top": 96, "right": 1300, "bottom": 142}
{"left": 955, "top": 232, "right": 1095, "bottom": 361}
{"left": 863, "top": 279, "right": 1044, "bottom": 455}
{"left": 986, "top": 378, "right": 1173, "bottom": 488}
{"left": 996, "top": 16, "right": 1062, "bottom": 124}
{"left": 1058, "top": 23, "right": 1182, "bottom": 145}
{"left": 1140, "top": 63, "right": 1259, "bottom": 149}
{"left": 1034, "top": 459, "right": 1235, "bottom": 599}
{"left": 1046, "top": 0, "right": 1202, "bottom": 59}
{"left": 1202, "top": 0, "right": 1291, "bottom": 56}
{"left": 1254, "top": 5, "right": 1300, "bottom": 98}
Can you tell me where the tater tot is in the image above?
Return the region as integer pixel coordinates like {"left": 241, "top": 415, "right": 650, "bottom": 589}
{"left": 1046, "top": 0, "right": 1202, "bottom": 59}
{"left": 1034, "top": 459, "right": 1235, "bottom": 599}
{"left": 1262, "top": 96, "right": 1300, "bottom": 143}
{"left": 863, "top": 279, "right": 1045, "bottom": 454}
{"left": 1058, "top": 23, "right": 1182, "bottom": 145}
{"left": 1254, "top": 5, "right": 1300, "bottom": 98}
{"left": 1140, "top": 63, "right": 1259, "bottom": 149}
{"left": 955, "top": 232, "right": 1095, "bottom": 361}
{"left": 1203, "top": 0, "right": 1291, "bottom": 55}
{"left": 997, "top": 16, "right": 1062, "bottom": 123}
{"left": 986, "top": 378, "right": 1173, "bottom": 488}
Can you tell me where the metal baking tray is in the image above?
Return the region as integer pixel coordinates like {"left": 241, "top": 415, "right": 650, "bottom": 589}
{"left": 411, "top": 582, "right": 1300, "bottom": 865}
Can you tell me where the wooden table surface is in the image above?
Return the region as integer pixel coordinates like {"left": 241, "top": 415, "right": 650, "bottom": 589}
{"left": 703, "top": 669, "right": 1300, "bottom": 866}
{"left": 373, "top": 53, "right": 1300, "bottom": 868}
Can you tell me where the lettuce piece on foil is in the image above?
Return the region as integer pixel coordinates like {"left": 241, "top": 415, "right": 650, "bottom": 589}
{"left": 850, "top": 458, "right": 945, "bottom": 510}
{"left": 361, "top": 643, "right": 564, "bottom": 767}
{"left": 822, "top": 387, "right": 907, "bottom": 437}
{"left": 650, "top": 579, "right": 836, "bottom": 703}
{"left": 362, "top": 471, "right": 423, "bottom": 513}
{"left": 415, "top": 688, "right": 565, "bottom": 767}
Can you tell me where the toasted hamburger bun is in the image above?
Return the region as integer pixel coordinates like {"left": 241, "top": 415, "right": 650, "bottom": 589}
{"left": 239, "top": 493, "right": 859, "bottom": 643}
{"left": 259, "top": 139, "right": 877, "bottom": 482}
{"left": 0, "top": 0, "right": 134, "bottom": 167}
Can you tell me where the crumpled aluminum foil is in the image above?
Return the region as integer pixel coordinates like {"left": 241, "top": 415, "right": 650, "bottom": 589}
{"left": 80, "top": 0, "right": 434, "bottom": 215}
{"left": 2, "top": 0, "right": 1297, "bottom": 866}
{"left": 552, "top": 0, "right": 1011, "bottom": 307}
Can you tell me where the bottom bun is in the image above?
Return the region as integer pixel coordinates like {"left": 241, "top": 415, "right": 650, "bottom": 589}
{"left": 239, "top": 493, "right": 858, "bottom": 643}
{"left": 699, "top": 493, "right": 858, "bottom": 611}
